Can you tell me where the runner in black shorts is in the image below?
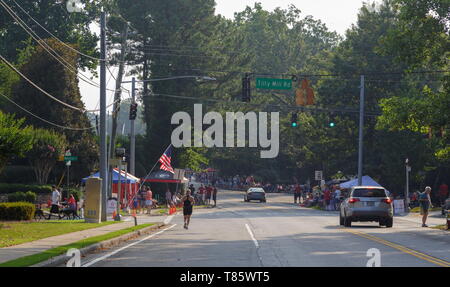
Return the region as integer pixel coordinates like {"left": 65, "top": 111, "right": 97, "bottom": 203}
{"left": 182, "top": 190, "right": 195, "bottom": 229}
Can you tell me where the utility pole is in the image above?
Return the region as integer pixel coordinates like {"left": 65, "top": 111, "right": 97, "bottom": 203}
{"left": 100, "top": 9, "right": 108, "bottom": 222}
{"left": 108, "top": 24, "right": 129, "bottom": 196}
{"left": 357, "top": 75, "right": 365, "bottom": 186}
{"left": 130, "top": 77, "right": 136, "bottom": 175}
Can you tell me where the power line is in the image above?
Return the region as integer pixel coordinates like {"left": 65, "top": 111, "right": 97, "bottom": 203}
{"left": 143, "top": 92, "right": 382, "bottom": 117}
{"left": 0, "top": 53, "right": 117, "bottom": 112}
{"left": 10, "top": 0, "right": 104, "bottom": 62}
{"left": 0, "top": 0, "right": 104, "bottom": 89}
{"left": 1, "top": 0, "right": 129, "bottom": 94}
{"left": 0, "top": 91, "right": 96, "bottom": 131}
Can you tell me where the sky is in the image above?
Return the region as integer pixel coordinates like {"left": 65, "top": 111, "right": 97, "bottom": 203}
{"left": 80, "top": 0, "right": 367, "bottom": 112}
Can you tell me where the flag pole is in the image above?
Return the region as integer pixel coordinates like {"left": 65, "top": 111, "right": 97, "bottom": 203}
{"left": 127, "top": 144, "right": 173, "bottom": 208}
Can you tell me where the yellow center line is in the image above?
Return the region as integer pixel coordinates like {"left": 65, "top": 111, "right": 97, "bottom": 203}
{"left": 343, "top": 228, "right": 450, "bottom": 267}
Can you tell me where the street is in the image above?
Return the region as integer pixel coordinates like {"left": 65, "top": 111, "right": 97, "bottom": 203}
{"left": 80, "top": 190, "right": 450, "bottom": 267}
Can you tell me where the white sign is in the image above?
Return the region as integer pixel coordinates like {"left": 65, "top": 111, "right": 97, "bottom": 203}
{"left": 107, "top": 199, "right": 117, "bottom": 214}
{"left": 393, "top": 199, "right": 405, "bottom": 214}
{"left": 315, "top": 171, "right": 323, "bottom": 181}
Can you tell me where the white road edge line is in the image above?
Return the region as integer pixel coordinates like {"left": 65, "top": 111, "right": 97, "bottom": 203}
{"left": 245, "top": 224, "right": 259, "bottom": 248}
{"left": 82, "top": 224, "right": 177, "bottom": 267}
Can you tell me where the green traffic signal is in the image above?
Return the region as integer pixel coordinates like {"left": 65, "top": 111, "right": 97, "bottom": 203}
{"left": 292, "top": 122, "right": 298, "bottom": 127}
{"left": 329, "top": 122, "right": 335, "bottom": 127}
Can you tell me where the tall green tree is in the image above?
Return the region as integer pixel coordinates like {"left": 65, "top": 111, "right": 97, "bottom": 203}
{"left": 8, "top": 39, "right": 99, "bottom": 182}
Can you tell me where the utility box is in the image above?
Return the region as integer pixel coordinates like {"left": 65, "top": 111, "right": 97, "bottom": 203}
{"left": 85, "top": 177, "right": 102, "bottom": 223}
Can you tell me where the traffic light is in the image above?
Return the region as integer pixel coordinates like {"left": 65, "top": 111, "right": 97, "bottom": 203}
{"left": 129, "top": 102, "right": 138, "bottom": 120}
{"left": 242, "top": 73, "right": 251, "bottom": 102}
{"left": 329, "top": 121, "right": 335, "bottom": 128}
{"left": 291, "top": 112, "right": 298, "bottom": 127}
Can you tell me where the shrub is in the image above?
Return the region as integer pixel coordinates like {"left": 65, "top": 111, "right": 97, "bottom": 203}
{"left": 0, "top": 183, "right": 52, "bottom": 194}
{"left": 0, "top": 165, "right": 36, "bottom": 184}
{"left": 0, "top": 202, "right": 35, "bottom": 221}
{"left": 7, "top": 191, "right": 37, "bottom": 203}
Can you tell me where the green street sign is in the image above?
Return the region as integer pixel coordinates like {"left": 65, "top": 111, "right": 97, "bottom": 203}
{"left": 256, "top": 78, "right": 292, "bottom": 90}
{"left": 64, "top": 156, "right": 78, "bottom": 162}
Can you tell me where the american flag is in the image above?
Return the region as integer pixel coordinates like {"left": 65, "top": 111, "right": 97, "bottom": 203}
{"left": 159, "top": 146, "right": 174, "bottom": 174}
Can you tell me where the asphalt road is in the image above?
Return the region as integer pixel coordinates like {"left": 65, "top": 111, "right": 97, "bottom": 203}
{"left": 80, "top": 190, "right": 450, "bottom": 267}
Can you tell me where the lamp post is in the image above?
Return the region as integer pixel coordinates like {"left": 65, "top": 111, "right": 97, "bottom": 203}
{"left": 122, "top": 75, "right": 216, "bottom": 175}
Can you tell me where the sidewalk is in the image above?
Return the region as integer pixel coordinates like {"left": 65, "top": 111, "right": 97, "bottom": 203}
{"left": 0, "top": 214, "right": 167, "bottom": 264}
{"left": 395, "top": 211, "right": 447, "bottom": 228}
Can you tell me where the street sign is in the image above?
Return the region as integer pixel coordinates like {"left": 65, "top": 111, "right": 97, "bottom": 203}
{"left": 315, "top": 171, "right": 323, "bottom": 181}
{"left": 256, "top": 78, "right": 292, "bottom": 90}
{"left": 64, "top": 156, "right": 78, "bottom": 161}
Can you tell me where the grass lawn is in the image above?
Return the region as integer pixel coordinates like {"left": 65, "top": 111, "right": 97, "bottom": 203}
{"left": 0, "top": 220, "right": 117, "bottom": 248}
{"left": 431, "top": 224, "right": 448, "bottom": 231}
{"left": 0, "top": 223, "right": 154, "bottom": 267}
{"left": 410, "top": 207, "right": 441, "bottom": 213}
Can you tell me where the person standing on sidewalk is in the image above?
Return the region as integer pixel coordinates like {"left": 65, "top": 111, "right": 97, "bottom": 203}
{"left": 419, "top": 186, "right": 433, "bottom": 227}
{"left": 294, "top": 184, "right": 302, "bottom": 204}
{"left": 182, "top": 190, "right": 195, "bottom": 229}
{"left": 145, "top": 186, "right": 153, "bottom": 215}
{"left": 212, "top": 186, "right": 218, "bottom": 207}
{"left": 48, "top": 185, "right": 61, "bottom": 220}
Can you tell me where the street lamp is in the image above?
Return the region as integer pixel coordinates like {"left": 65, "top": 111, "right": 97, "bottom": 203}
{"left": 122, "top": 75, "right": 216, "bottom": 175}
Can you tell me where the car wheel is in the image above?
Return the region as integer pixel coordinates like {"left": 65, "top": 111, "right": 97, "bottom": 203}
{"left": 344, "top": 215, "right": 352, "bottom": 227}
{"left": 385, "top": 217, "right": 393, "bottom": 228}
{"left": 339, "top": 213, "right": 344, "bottom": 226}
{"left": 379, "top": 220, "right": 385, "bottom": 227}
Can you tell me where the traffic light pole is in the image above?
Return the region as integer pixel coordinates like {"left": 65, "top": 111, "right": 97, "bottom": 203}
{"left": 130, "top": 77, "right": 136, "bottom": 175}
{"left": 357, "top": 75, "right": 365, "bottom": 186}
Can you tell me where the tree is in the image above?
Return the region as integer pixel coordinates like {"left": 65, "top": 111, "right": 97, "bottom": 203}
{"left": 0, "top": 111, "right": 34, "bottom": 174}
{"left": 27, "top": 128, "right": 67, "bottom": 184}
{"left": 0, "top": 0, "right": 100, "bottom": 71}
{"left": 9, "top": 39, "right": 99, "bottom": 182}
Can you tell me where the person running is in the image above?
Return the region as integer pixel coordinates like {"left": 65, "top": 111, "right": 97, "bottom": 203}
{"left": 419, "top": 186, "right": 433, "bottom": 227}
{"left": 182, "top": 190, "right": 195, "bottom": 229}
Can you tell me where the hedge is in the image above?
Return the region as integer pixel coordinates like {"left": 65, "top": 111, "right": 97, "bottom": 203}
{"left": 0, "top": 183, "right": 52, "bottom": 194}
{"left": 0, "top": 202, "right": 35, "bottom": 221}
{"left": 8, "top": 191, "right": 37, "bottom": 203}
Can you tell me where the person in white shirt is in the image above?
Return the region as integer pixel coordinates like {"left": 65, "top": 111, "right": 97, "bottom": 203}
{"left": 48, "top": 185, "right": 61, "bottom": 219}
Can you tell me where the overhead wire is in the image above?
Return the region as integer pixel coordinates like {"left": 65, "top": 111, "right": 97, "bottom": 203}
{"left": 10, "top": 0, "right": 103, "bottom": 62}
{"left": 1, "top": 0, "right": 130, "bottom": 95}
{"left": 0, "top": 91, "right": 96, "bottom": 131}
{"left": 0, "top": 53, "right": 117, "bottom": 112}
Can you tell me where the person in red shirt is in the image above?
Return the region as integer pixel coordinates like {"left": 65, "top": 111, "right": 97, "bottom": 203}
{"left": 206, "top": 185, "right": 213, "bottom": 206}
{"left": 323, "top": 188, "right": 331, "bottom": 211}
{"left": 439, "top": 182, "right": 449, "bottom": 206}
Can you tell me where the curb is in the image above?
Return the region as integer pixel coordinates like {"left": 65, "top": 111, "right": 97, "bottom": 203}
{"left": 31, "top": 222, "right": 166, "bottom": 267}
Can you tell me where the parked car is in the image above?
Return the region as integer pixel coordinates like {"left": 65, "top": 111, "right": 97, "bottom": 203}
{"left": 244, "top": 187, "right": 266, "bottom": 203}
{"left": 340, "top": 186, "right": 393, "bottom": 228}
